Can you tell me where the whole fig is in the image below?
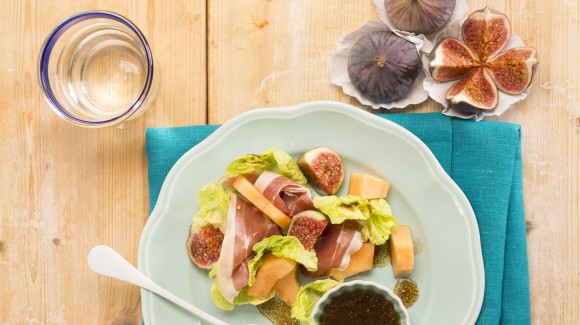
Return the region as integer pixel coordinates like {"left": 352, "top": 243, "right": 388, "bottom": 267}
{"left": 429, "top": 7, "right": 539, "bottom": 112}
{"left": 384, "top": 0, "right": 456, "bottom": 35}
{"left": 347, "top": 31, "right": 421, "bottom": 102}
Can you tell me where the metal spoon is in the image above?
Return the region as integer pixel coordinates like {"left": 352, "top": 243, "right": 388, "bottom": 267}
{"left": 87, "top": 245, "right": 228, "bottom": 325}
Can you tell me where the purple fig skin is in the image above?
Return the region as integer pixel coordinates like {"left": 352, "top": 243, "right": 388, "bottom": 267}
{"left": 347, "top": 31, "right": 420, "bottom": 102}
{"left": 384, "top": 0, "right": 456, "bottom": 35}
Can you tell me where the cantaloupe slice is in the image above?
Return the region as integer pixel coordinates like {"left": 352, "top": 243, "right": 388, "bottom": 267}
{"left": 232, "top": 176, "right": 291, "bottom": 230}
{"left": 330, "top": 242, "right": 375, "bottom": 280}
{"left": 273, "top": 266, "right": 300, "bottom": 305}
{"left": 390, "top": 225, "right": 414, "bottom": 276}
{"left": 247, "top": 254, "right": 297, "bottom": 298}
{"left": 348, "top": 173, "right": 391, "bottom": 199}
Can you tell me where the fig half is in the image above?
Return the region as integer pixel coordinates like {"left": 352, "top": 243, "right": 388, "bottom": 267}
{"left": 298, "top": 147, "right": 344, "bottom": 196}
{"left": 445, "top": 67, "right": 498, "bottom": 110}
{"left": 462, "top": 7, "right": 511, "bottom": 62}
{"left": 485, "top": 47, "right": 538, "bottom": 94}
{"left": 430, "top": 38, "right": 480, "bottom": 82}
{"left": 288, "top": 210, "right": 329, "bottom": 250}
{"left": 187, "top": 225, "right": 224, "bottom": 269}
{"left": 384, "top": 0, "right": 456, "bottom": 35}
{"left": 429, "top": 7, "right": 539, "bottom": 112}
{"left": 347, "top": 31, "right": 421, "bottom": 102}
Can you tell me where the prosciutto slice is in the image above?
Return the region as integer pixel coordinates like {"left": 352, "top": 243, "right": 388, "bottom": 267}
{"left": 254, "top": 171, "right": 315, "bottom": 216}
{"left": 217, "top": 193, "right": 281, "bottom": 302}
{"left": 219, "top": 173, "right": 260, "bottom": 189}
{"left": 303, "top": 221, "right": 363, "bottom": 277}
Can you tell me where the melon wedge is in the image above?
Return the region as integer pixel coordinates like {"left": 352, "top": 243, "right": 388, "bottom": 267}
{"left": 247, "top": 254, "right": 296, "bottom": 298}
{"left": 273, "top": 266, "right": 300, "bottom": 305}
{"left": 348, "top": 173, "right": 391, "bottom": 199}
{"left": 330, "top": 242, "right": 375, "bottom": 280}
{"left": 232, "top": 176, "right": 291, "bottom": 230}
{"left": 390, "top": 225, "right": 414, "bottom": 276}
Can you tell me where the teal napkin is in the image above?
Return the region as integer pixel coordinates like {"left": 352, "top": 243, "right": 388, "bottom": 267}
{"left": 145, "top": 113, "right": 530, "bottom": 324}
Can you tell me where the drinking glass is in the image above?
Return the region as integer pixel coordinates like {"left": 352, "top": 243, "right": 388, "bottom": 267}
{"left": 39, "top": 11, "right": 155, "bottom": 128}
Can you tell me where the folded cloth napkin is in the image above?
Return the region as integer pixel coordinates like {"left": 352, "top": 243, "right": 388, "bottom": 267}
{"left": 145, "top": 113, "right": 530, "bottom": 324}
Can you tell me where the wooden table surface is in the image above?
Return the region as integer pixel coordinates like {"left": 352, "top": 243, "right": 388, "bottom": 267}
{"left": 1, "top": 0, "right": 578, "bottom": 324}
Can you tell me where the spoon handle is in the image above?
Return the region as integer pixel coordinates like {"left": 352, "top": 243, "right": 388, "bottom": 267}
{"left": 88, "top": 245, "right": 228, "bottom": 325}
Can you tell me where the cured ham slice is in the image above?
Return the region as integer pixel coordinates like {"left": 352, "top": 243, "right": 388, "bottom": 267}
{"left": 217, "top": 193, "right": 281, "bottom": 302}
{"left": 220, "top": 173, "right": 260, "bottom": 189}
{"left": 254, "top": 171, "right": 315, "bottom": 216}
{"left": 303, "top": 221, "right": 363, "bottom": 277}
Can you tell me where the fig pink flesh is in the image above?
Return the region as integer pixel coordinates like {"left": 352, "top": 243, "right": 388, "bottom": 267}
{"left": 298, "top": 147, "right": 344, "bottom": 195}
{"left": 288, "top": 211, "right": 328, "bottom": 251}
{"left": 462, "top": 7, "right": 511, "bottom": 62}
{"left": 187, "top": 225, "right": 224, "bottom": 269}
{"left": 430, "top": 38, "right": 480, "bottom": 82}
{"left": 446, "top": 67, "right": 498, "bottom": 110}
{"left": 485, "top": 47, "right": 538, "bottom": 94}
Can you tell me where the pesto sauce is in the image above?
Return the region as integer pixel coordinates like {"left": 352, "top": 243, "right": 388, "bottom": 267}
{"left": 373, "top": 241, "right": 391, "bottom": 267}
{"left": 373, "top": 239, "right": 423, "bottom": 268}
{"left": 319, "top": 289, "right": 401, "bottom": 325}
{"left": 256, "top": 298, "right": 299, "bottom": 325}
{"left": 394, "top": 277, "right": 419, "bottom": 308}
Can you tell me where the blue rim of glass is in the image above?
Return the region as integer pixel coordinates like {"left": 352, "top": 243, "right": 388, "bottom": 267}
{"left": 38, "top": 11, "right": 154, "bottom": 127}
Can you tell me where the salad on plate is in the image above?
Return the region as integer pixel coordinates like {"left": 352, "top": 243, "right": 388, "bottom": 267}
{"left": 186, "top": 147, "right": 417, "bottom": 324}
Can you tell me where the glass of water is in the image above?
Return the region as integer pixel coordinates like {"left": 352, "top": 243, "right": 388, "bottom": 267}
{"left": 39, "top": 11, "right": 155, "bottom": 128}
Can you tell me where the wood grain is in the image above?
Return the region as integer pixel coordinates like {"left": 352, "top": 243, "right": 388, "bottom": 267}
{"left": 207, "top": 0, "right": 379, "bottom": 122}
{"left": 0, "top": 0, "right": 579, "bottom": 324}
{"left": 209, "top": 0, "right": 579, "bottom": 324}
{"left": 0, "top": 0, "right": 205, "bottom": 324}
{"left": 489, "top": 0, "right": 580, "bottom": 322}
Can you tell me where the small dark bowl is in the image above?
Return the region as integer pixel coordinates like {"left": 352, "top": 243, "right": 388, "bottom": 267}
{"left": 311, "top": 280, "right": 410, "bottom": 324}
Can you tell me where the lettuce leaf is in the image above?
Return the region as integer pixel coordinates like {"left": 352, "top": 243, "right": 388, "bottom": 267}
{"left": 223, "top": 153, "right": 275, "bottom": 178}
{"left": 210, "top": 280, "right": 274, "bottom": 311}
{"left": 208, "top": 260, "right": 218, "bottom": 278}
{"left": 210, "top": 235, "right": 313, "bottom": 310}
{"left": 313, "top": 195, "right": 373, "bottom": 224}
{"left": 362, "top": 199, "right": 398, "bottom": 245}
{"left": 247, "top": 235, "right": 318, "bottom": 286}
{"left": 223, "top": 148, "right": 307, "bottom": 186}
{"left": 291, "top": 279, "right": 342, "bottom": 324}
{"left": 267, "top": 148, "right": 308, "bottom": 186}
{"left": 313, "top": 195, "right": 398, "bottom": 245}
{"left": 191, "top": 183, "right": 230, "bottom": 233}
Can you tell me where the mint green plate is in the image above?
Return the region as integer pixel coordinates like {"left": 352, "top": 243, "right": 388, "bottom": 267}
{"left": 138, "top": 101, "right": 485, "bottom": 324}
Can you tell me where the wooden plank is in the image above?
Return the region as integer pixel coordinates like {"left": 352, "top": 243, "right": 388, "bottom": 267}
{"left": 0, "top": 0, "right": 578, "bottom": 324}
{"left": 0, "top": 0, "right": 206, "bottom": 324}
{"left": 208, "top": 1, "right": 580, "bottom": 324}
{"left": 485, "top": 0, "right": 580, "bottom": 323}
{"left": 208, "top": 0, "right": 383, "bottom": 123}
